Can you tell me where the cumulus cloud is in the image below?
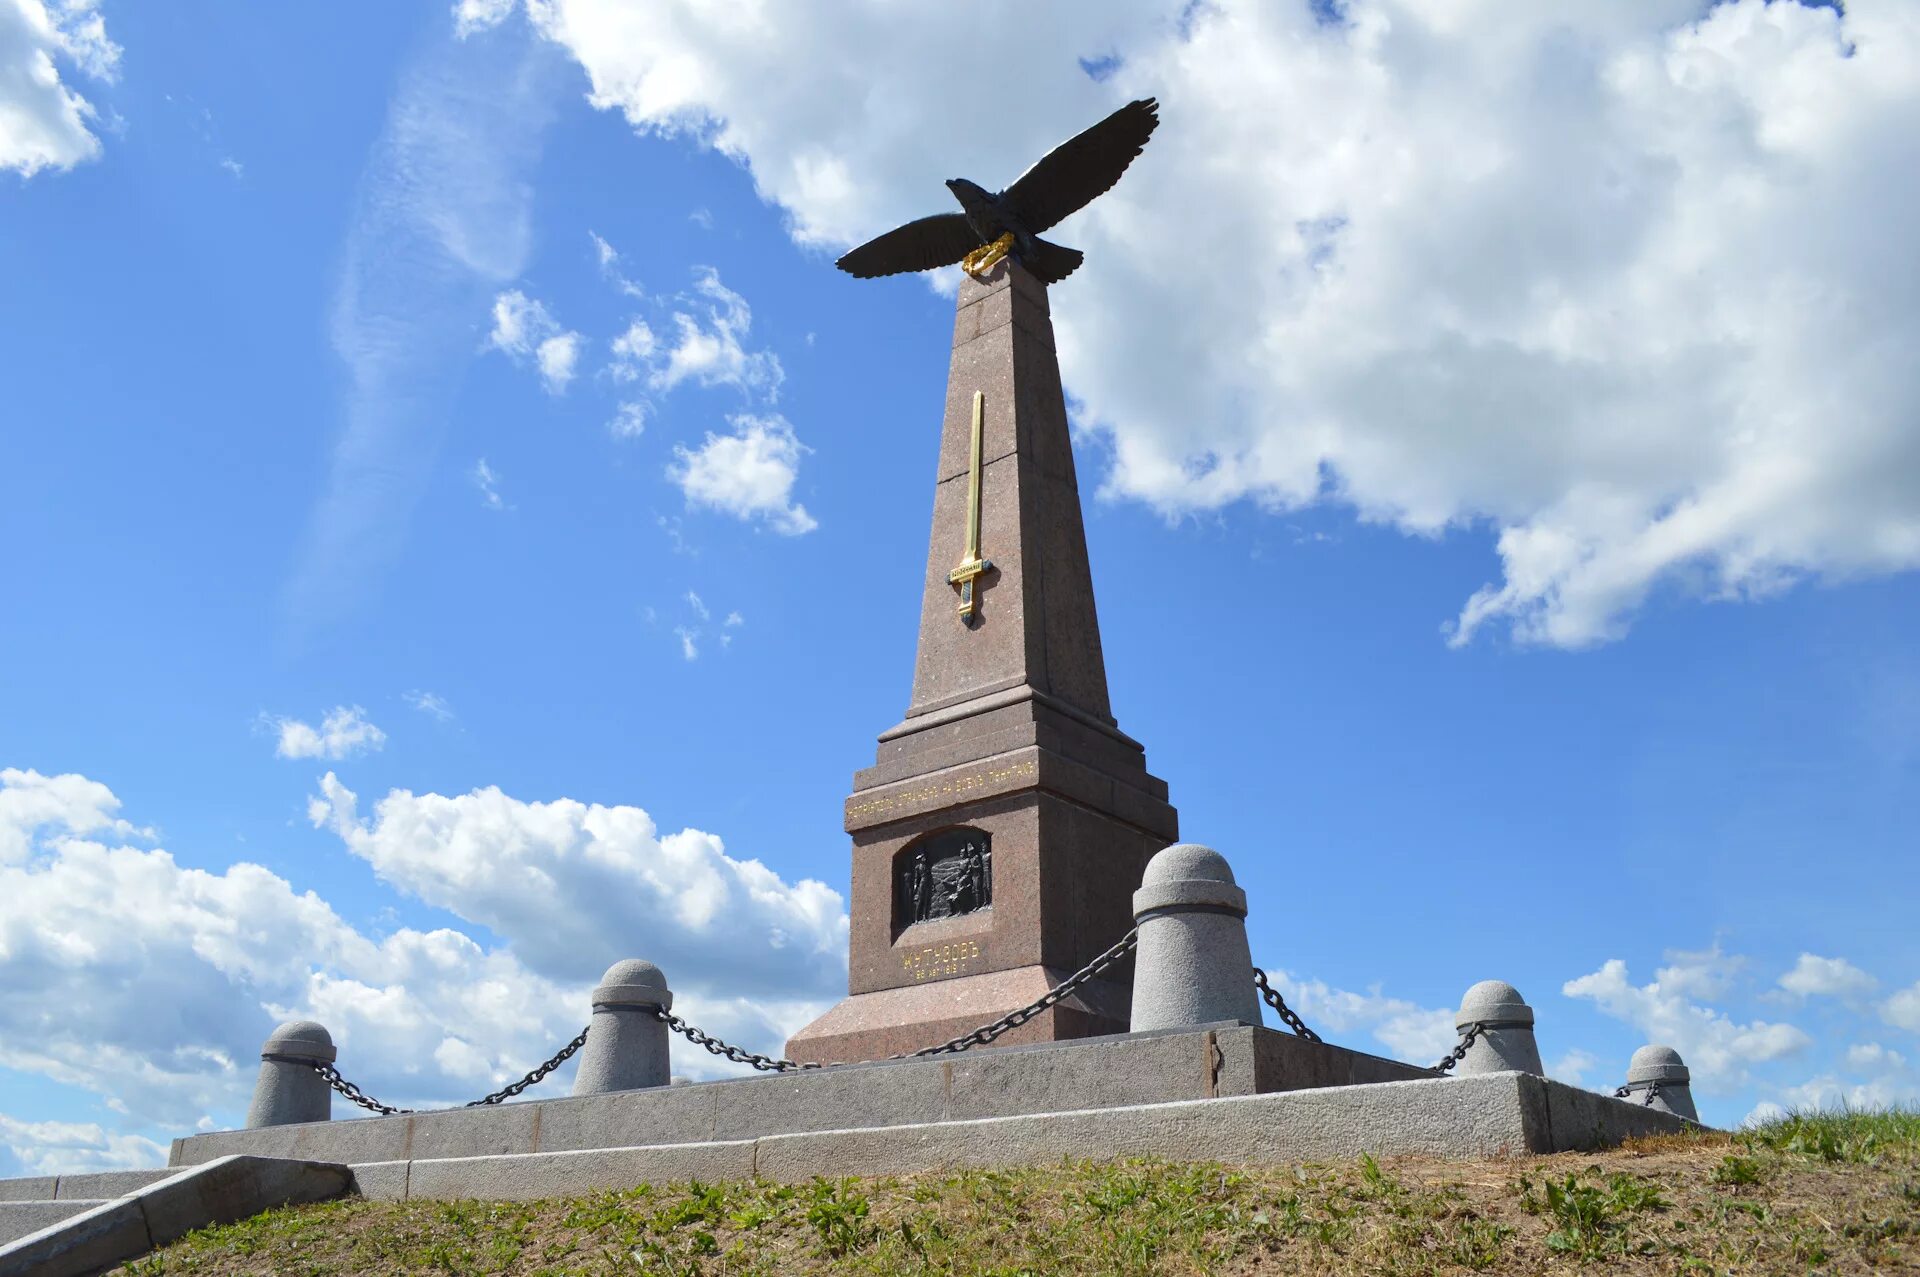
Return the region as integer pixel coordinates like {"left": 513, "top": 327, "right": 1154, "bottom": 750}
{"left": 486, "top": 288, "right": 583, "bottom": 393}
{"left": 1258, "top": 969, "right": 1455, "bottom": 1065}
{"left": 266, "top": 706, "right": 387, "bottom": 761}
{"left": 648, "top": 268, "right": 782, "bottom": 399}
{"left": 0, "top": 1114, "right": 167, "bottom": 1178}
{"left": 1885, "top": 982, "right": 1920, "bottom": 1033}
{"left": 609, "top": 400, "right": 648, "bottom": 438}
{"left": 0, "top": 766, "right": 847, "bottom": 1158}
{"left": 307, "top": 772, "right": 846, "bottom": 1000}
{"left": 1778, "top": 953, "right": 1879, "bottom": 1002}
{"left": 476, "top": 0, "right": 1920, "bottom": 647}
{"left": 0, "top": 0, "right": 120, "bottom": 177}
{"left": 1548, "top": 1048, "right": 1601, "bottom": 1089}
{"left": 1565, "top": 958, "right": 1811, "bottom": 1094}
{"left": 669, "top": 413, "right": 816, "bottom": 535}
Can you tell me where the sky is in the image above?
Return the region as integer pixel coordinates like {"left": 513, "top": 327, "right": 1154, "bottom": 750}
{"left": 1, "top": 0, "right": 1916, "bottom": 1173}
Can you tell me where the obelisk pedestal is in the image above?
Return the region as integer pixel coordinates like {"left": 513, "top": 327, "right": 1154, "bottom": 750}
{"left": 787, "top": 258, "right": 1177, "bottom": 1064}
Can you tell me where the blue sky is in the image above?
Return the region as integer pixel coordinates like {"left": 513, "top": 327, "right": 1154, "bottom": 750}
{"left": 2, "top": 0, "right": 1917, "bottom": 1171}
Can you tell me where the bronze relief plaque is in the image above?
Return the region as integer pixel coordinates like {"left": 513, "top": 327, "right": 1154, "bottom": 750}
{"left": 896, "top": 826, "right": 993, "bottom": 930}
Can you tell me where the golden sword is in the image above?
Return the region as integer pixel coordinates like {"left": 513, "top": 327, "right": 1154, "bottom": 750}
{"left": 947, "top": 390, "right": 993, "bottom": 620}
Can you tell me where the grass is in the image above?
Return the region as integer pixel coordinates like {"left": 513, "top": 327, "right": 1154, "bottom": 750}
{"left": 113, "top": 1109, "right": 1918, "bottom": 1275}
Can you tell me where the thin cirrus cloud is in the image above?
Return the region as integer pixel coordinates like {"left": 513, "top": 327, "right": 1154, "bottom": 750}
{"left": 280, "top": 26, "right": 565, "bottom": 642}
{"left": 467, "top": 0, "right": 1920, "bottom": 649}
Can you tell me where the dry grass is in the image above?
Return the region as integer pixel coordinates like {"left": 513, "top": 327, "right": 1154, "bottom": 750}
{"left": 115, "top": 1110, "right": 1919, "bottom": 1275}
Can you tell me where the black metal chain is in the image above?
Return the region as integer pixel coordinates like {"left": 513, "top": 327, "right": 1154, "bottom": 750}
{"left": 653, "top": 1009, "right": 822, "bottom": 1073}
{"left": 302, "top": 1025, "right": 590, "bottom": 1115}
{"left": 1251, "top": 968, "right": 1322, "bottom": 1042}
{"left": 908, "top": 928, "right": 1141, "bottom": 1057}
{"left": 465, "top": 1026, "right": 592, "bottom": 1106}
{"left": 1613, "top": 1079, "right": 1664, "bottom": 1108}
{"left": 311, "top": 1061, "right": 412, "bottom": 1116}
{"left": 1430, "top": 1021, "right": 1488, "bottom": 1075}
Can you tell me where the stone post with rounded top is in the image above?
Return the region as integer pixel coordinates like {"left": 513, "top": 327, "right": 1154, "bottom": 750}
{"left": 1129, "top": 843, "right": 1262, "bottom": 1032}
{"left": 1452, "top": 981, "right": 1545, "bottom": 1076}
{"left": 572, "top": 959, "right": 674, "bottom": 1095}
{"left": 1623, "top": 1044, "right": 1699, "bottom": 1121}
{"left": 245, "top": 1020, "right": 335, "bottom": 1128}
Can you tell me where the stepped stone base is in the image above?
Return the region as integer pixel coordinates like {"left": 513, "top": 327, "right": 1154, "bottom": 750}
{"left": 347, "top": 1072, "right": 1688, "bottom": 1203}
{"left": 171, "top": 1023, "right": 1424, "bottom": 1168}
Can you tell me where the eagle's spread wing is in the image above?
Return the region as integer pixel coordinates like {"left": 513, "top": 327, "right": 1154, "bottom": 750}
{"left": 1001, "top": 98, "right": 1159, "bottom": 236}
{"left": 836, "top": 213, "right": 980, "bottom": 278}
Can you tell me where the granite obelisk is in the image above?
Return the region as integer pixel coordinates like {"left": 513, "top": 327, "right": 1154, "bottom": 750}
{"left": 787, "top": 257, "right": 1177, "bottom": 1063}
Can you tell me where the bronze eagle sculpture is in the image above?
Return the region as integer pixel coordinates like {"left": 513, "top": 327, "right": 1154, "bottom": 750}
{"left": 835, "top": 98, "right": 1159, "bottom": 285}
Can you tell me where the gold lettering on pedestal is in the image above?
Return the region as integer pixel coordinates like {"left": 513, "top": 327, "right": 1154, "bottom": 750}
{"left": 847, "top": 758, "right": 1037, "bottom": 821}
{"left": 901, "top": 939, "right": 983, "bottom": 982}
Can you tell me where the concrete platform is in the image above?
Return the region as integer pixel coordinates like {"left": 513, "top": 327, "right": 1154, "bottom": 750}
{"left": 171, "top": 1022, "right": 1428, "bottom": 1168}
{"left": 339, "top": 1071, "right": 1689, "bottom": 1202}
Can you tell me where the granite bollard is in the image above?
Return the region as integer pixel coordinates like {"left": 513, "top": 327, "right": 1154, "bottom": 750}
{"left": 573, "top": 960, "right": 673, "bottom": 1096}
{"left": 1452, "top": 981, "right": 1544, "bottom": 1077}
{"left": 245, "top": 1021, "right": 335, "bottom": 1129}
{"left": 1623, "top": 1044, "right": 1699, "bottom": 1121}
{"left": 1129, "top": 844, "right": 1262, "bottom": 1032}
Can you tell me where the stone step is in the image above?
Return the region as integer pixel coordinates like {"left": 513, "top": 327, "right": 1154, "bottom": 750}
{"left": 0, "top": 1201, "right": 107, "bottom": 1246}
{"left": 0, "top": 1155, "right": 350, "bottom": 1277}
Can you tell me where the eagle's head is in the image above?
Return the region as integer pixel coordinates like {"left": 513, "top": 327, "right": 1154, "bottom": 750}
{"left": 945, "top": 178, "right": 995, "bottom": 215}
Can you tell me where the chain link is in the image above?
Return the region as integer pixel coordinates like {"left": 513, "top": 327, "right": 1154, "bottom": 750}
{"left": 311, "top": 1061, "right": 412, "bottom": 1116}
{"left": 1250, "top": 969, "right": 1322, "bottom": 1042}
{"left": 910, "top": 927, "right": 1141, "bottom": 1057}
{"left": 302, "top": 1025, "right": 590, "bottom": 1115}
{"left": 653, "top": 1009, "right": 822, "bottom": 1073}
{"left": 465, "top": 1027, "right": 592, "bottom": 1106}
{"left": 1430, "top": 1021, "right": 1488, "bottom": 1075}
{"left": 1613, "top": 1080, "right": 1663, "bottom": 1108}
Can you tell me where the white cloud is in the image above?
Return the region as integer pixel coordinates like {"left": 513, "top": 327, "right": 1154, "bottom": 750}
{"left": 1846, "top": 1042, "right": 1905, "bottom": 1071}
{"left": 608, "top": 318, "right": 657, "bottom": 382}
{"left": 1884, "top": 982, "right": 1920, "bottom": 1033}
{"left": 685, "top": 589, "right": 709, "bottom": 621}
{"left": 0, "top": 1114, "right": 167, "bottom": 1178}
{"left": 674, "top": 626, "right": 698, "bottom": 661}
{"left": 0, "top": 766, "right": 846, "bottom": 1149}
{"left": 267, "top": 706, "right": 387, "bottom": 761}
{"left": 0, "top": 767, "right": 144, "bottom": 864}
{"left": 651, "top": 268, "right": 783, "bottom": 398}
{"left": 453, "top": 0, "right": 517, "bottom": 38}
{"left": 1258, "top": 969, "right": 1455, "bottom": 1065}
{"left": 1548, "top": 1047, "right": 1600, "bottom": 1089}
{"left": 1564, "top": 958, "right": 1812, "bottom": 1094}
{"left": 1778, "top": 953, "right": 1878, "bottom": 1001}
{"left": 308, "top": 772, "right": 846, "bottom": 1000}
{"left": 404, "top": 689, "right": 456, "bottom": 722}
{"left": 499, "top": 0, "right": 1920, "bottom": 647}
{"left": 589, "top": 228, "right": 645, "bottom": 297}
{"left": 486, "top": 289, "right": 583, "bottom": 393}
{"left": 609, "top": 400, "right": 648, "bottom": 438}
{"left": 472, "top": 456, "right": 508, "bottom": 510}
{"left": 1656, "top": 945, "right": 1745, "bottom": 1001}
{"left": 669, "top": 413, "right": 816, "bottom": 535}
{"left": 0, "top": 0, "right": 120, "bottom": 177}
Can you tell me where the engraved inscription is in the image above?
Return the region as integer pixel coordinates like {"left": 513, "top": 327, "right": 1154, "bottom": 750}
{"left": 901, "top": 939, "right": 983, "bottom": 982}
{"left": 847, "top": 758, "right": 1037, "bottom": 822}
